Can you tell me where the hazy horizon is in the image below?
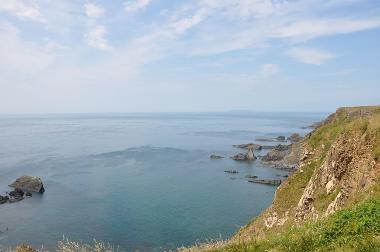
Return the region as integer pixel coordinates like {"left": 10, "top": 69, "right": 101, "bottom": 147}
{"left": 0, "top": 109, "right": 334, "bottom": 115}
{"left": 1, "top": 0, "right": 380, "bottom": 113}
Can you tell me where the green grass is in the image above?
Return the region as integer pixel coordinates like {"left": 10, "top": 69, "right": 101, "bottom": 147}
{"left": 202, "top": 198, "right": 380, "bottom": 252}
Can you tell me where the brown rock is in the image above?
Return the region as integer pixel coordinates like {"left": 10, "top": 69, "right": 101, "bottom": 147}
{"left": 9, "top": 176, "right": 45, "bottom": 193}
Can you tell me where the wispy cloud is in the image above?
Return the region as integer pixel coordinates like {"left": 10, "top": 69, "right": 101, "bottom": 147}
{"left": 0, "top": 0, "right": 44, "bottom": 22}
{"left": 124, "top": 0, "right": 151, "bottom": 14}
{"left": 84, "top": 26, "right": 113, "bottom": 51}
{"left": 275, "top": 18, "right": 380, "bottom": 41}
{"left": 287, "top": 47, "right": 336, "bottom": 65}
{"left": 84, "top": 2, "right": 105, "bottom": 19}
{"left": 169, "top": 8, "right": 207, "bottom": 35}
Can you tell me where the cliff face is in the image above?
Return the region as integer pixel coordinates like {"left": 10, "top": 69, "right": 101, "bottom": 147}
{"left": 234, "top": 106, "right": 380, "bottom": 241}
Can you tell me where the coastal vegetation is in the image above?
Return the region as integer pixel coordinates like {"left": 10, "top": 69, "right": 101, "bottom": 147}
{"left": 182, "top": 106, "right": 380, "bottom": 252}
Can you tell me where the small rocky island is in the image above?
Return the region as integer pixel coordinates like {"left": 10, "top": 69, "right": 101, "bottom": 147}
{"left": 0, "top": 176, "right": 45, "bottom": 205}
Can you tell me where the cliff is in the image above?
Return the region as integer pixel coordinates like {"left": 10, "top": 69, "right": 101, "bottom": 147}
{"left": 183, "top": 106, "right": 380, "bottom": 252}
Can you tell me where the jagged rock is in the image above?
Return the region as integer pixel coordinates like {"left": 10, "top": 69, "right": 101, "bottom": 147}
{"left": 26, "top": 192, "right": 32, "bottom": 197}
{"left": 210, "top": 154, "right": 224, "bottom": 159}
{"left": 288, "top": 133, "right": 303, "bottom": 142}
{"left": 9, "top": 176, "right": 45, "bottom": 193}
{"left": 247, "top": 145, "right": 255, "bottom": 160}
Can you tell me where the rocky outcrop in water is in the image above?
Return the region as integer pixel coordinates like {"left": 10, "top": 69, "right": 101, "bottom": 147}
{"left": 1, "top": 176, "right": 44, "bottom": 205}
{"left": 232, "top": 144, "right": 257, "bottom": 161}
{"left": 210, "top": 154, "right": 224, "bottom": 159}
{"left": 9, "top": 176, "right": 45, "bottom": 193}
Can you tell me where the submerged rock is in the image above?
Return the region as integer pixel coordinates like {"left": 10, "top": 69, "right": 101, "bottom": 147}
{"left": 224, "top": 170, "right": 239, "bottom": 174}
{"left": 245, "top": 175, "right": 258, "bottom": 179}
{"left": 248, "top": 179, "right": 282, "bottom": 186}
{"left": 233, "top": 143, "right": 262, "bottom": 150}
{"left": 9, "top": 176, "right": 45, "bottom": 193}
{"left": 255, "top": 136, "right": 287, "bottom": 142}
{"left": 210, "top": 154, "right": 224, "bottom": 159}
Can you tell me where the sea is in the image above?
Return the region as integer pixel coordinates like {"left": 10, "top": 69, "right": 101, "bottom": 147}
{"left": 0, "top": 112, "right": 327, "bottom": 251}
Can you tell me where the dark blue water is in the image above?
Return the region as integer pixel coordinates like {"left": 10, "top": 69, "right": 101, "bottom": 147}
{"left": 0, "top": 112, "right": 326, "bottom": 251}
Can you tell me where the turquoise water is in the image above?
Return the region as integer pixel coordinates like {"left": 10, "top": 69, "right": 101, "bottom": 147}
{"left": 0, "top": 112, "right": 326, "bottom": 251}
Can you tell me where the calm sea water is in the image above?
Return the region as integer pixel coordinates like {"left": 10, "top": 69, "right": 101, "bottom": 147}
{"left": 0, "top": 112, "right": 326, "bottom": 251}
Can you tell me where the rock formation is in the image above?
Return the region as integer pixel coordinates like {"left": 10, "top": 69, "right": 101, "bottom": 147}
{"left": 232, "top": 144, "right": 257, "bottom": 161}
{"left": 9, "top": 176, "right": 45, "bottom": 193}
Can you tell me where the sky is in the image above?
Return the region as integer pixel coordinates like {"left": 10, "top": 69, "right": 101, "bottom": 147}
{"left": 0, "top": 0, "right": 380, "bottom": 113}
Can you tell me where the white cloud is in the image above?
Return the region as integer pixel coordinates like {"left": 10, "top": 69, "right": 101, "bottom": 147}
{"left": 84, "top": 26, "right": 113, "bottom": 51}
{"left": 84, "top": 2, "right": 105, "bottom": 19}
{"left": 170, "top": 9, "right": 208, "bottom": 35}
{"left": 287, "top": 47, "right": 336, "bottom": 65}
{"left": 124, "top": 0, "right": 151, "bottom": 14}
{"left": 261, "top": 64, "right": 279, "bottom": 77}
{"left": 0, "top": 0, "right": 44, "bottom": 21}
{"left": 199, "top": 0, "right": 292, "bottom": 19}
{"left": 275, "top": 18, "right": 380, "bottom": 41}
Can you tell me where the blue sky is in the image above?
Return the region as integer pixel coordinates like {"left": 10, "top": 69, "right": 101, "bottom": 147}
{"left": 0, "top": 0, "right": 379, "bottom": 113}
